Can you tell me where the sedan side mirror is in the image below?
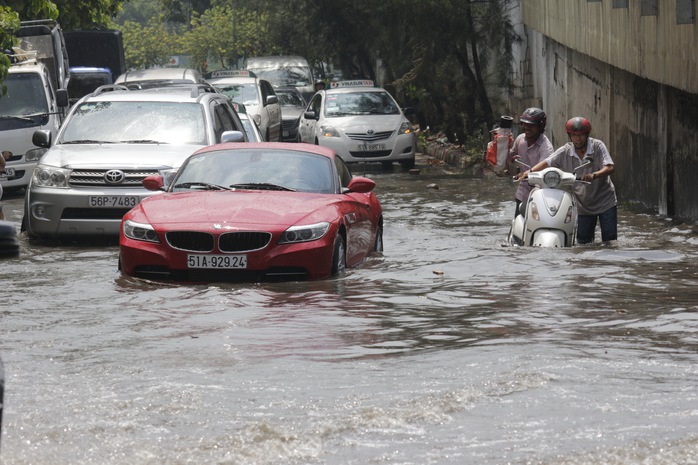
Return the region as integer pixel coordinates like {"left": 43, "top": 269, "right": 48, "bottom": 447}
{"left": 303, "top": 110, "right": 317, "bottom": 120}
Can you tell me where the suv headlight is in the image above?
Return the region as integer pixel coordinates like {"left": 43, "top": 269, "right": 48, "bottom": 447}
{"left": 398, "top": 121, "right": 412, "bottom": 135}
{"left": 32, "top": 165, "right": 71, "bottom": 188}
{"left": 320, "top": 126, "right": 340, "bottom": 138}
{"left": 123, "top": 220, "right": 160, "bottom": 243}
{"left": 279, "top": 222, "right": 330, "bottom": 244}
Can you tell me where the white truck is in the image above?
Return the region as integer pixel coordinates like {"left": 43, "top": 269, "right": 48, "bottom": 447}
{"left": 0, "top": 20, "right": 69, "bottom": 192}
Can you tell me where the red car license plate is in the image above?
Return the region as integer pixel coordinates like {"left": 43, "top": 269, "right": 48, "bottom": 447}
{"left": 187, "top": 254, "right": 248, "bottom": 269}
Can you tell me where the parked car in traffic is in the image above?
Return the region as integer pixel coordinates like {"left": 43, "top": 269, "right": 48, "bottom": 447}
{"left": 232, "top": 103, "right": 263, "bottom": 142}
{"left": 298, "top": 80, "right": 417, "bottom": 168}
{"left": 274, "top": 86, "right": 306, "bottom": 142}
{"left": 206, "top": 70, "right": 281, "bottom": 142}
{"left": 22, "top": 84, "right": 246, "bottom": 240}
{"left": 114, "top": 67, "right": 205, "bottom": 89}
{"left": 119, "top": 142, "right": 383, "bottom": 282}
{"left": 244, "top": 56, "right": 315, "bottom": 103}
{"left": 67, "top": 66, "right": 112, "bottom": 105}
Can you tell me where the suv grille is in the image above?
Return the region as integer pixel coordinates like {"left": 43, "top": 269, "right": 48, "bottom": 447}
{"left": 69, "top": 169, "right": 160, "bottom": 187}
{"left": 346, "top": 131, "right": 394, "bottom": 142}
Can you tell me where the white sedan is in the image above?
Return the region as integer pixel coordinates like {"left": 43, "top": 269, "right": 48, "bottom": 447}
{"left": 298, "top": 80, "right": 416, "bottom": 168}
{"left": 206, "top": 70, "right": 282, "bottom": 142}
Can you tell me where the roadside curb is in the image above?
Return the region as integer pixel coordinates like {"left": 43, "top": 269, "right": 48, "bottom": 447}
{"left": 422, "top": 141, "right": 486, "bottom": 177}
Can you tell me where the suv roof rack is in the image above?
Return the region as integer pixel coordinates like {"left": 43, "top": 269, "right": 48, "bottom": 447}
{"left": 90, "top": 84, "right": 129, "bottom": 96}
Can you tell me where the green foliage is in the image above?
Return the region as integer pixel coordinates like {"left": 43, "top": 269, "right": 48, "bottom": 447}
{"left": 181, "top": 5, "right": 269, "bottom": 72}
{"left": 0, "top": 6, "right": 21, "bottom": 94}
{"left": 120, "top": 18, "right": 180, "bottom": 70}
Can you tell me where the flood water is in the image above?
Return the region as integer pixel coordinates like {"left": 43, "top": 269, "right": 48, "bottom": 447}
{"left": 1, "top": 158, "right": 697, "bottom": 465}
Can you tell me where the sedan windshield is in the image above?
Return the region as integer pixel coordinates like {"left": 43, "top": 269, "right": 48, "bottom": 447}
{"left": 60, "top": 101, "right": 207, "bottom": 145}
{"left": 250, "top": 67, "right": 312, "bottom": 87}
{"left": 174, "top": 149, "right": 335, "bottom": 194}
{"left": 276, "top": 89, "right": 306, "bottom": 108}
{"left": 325, "top": 91, "right": 399, "bottom": 117}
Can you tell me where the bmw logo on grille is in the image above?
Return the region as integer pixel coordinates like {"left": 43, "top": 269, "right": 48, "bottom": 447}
{"left": 104, "top": 169, "right": 126, "bottom": 185}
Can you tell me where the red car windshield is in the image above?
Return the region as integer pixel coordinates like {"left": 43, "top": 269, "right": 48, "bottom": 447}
{"left": 174, "top": 149, "right": 336, "bottom": 194}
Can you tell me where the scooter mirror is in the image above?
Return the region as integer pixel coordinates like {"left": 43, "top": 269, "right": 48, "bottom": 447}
{"left": 574, "top": 156, "right": 594, "bottom": 172}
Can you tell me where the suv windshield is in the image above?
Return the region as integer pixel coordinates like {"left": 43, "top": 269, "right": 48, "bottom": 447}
{"left": 325, "top": 91, "right": 399, "bottom": 117}
{"left": 60, "top": 101, "right": 207, "bottom": 145}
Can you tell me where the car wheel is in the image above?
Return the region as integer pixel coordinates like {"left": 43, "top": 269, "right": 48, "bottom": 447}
{"left": 373, "top": 225, "right": 384, "bottom": 252}
{"left": 331, "top": 233, "right": 346, "bottom": 275}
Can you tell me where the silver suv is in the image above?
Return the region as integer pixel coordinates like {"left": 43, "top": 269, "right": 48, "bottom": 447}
{"left": 22, "top": 84, "right": 246, "bottom": 239}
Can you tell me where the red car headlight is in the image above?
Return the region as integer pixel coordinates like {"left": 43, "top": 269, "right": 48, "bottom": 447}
{"left": 278, "top": 222, "right": 330, "bottom": 244}
{"left": 123, "top": 219, "right": 160, "bottom": 243}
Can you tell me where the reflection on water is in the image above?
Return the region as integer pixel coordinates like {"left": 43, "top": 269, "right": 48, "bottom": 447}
{"left": 0, "top": 166, "right": 697, "bottom": 464}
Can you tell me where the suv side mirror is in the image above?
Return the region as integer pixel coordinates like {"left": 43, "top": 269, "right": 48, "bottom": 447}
{"left": 266, "top": 95, "right": 278, "bottom": 105}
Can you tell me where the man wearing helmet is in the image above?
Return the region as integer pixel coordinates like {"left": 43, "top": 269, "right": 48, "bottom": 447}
{"left": 509, "top": 107, "right": 554, "bottom": 217}
{"left": 527, "top": 116, "right": 617, "bottom": 244}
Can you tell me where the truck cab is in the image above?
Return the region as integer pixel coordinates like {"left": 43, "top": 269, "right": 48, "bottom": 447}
{"left": 0, "top": 61, "right": 68, "bottom": 190}
{"left": 0, "top": 20, "right": 70, "bottom": 191}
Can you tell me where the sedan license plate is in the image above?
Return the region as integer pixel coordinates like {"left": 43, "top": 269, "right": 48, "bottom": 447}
{"left": 0, "top": 167, "right": 15, "bottom": 179}
{"left": 88, "top": 196, "right": 140, "bottom": 208}
{"left": 357, "top": 143, "right": 385, "bottom": 152}
{"left": 187, "top": 254, "right": 247, "bottom": 269}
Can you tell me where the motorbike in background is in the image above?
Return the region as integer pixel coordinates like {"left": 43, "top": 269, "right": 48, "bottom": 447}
{"left": 508, "top": 156, "right": 592, "bottom": 247}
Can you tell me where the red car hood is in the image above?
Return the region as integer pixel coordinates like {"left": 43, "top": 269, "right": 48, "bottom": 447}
{"left": 136, "top": 190, "right": 343, "bottom": 228}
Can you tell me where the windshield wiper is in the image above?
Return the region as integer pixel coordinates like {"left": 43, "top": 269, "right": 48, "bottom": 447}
{"left": 174, "top": 182, "right": 231, "bottom": 191}
{"left": 0, "top": 115, "right": 44, "bottom": 122}
{"left": 61, "top": 140, "right": 114, "bottom": 144}
{"left": 229, "top": 182, "right": 295, "bottom": 191}
{"left": 120, "top": 139, "right": 166, "bottom": 144}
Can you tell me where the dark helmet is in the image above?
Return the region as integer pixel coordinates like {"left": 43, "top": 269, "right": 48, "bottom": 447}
{"left": 519, "top": 107, "right": 547, "bottom": 129}
{"left": 565, "top": 116, "right": 592, "bottom": 135}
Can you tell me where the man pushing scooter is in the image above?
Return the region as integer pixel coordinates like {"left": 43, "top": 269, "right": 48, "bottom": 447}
{"left": 519, "top": 117, "right": 617, "bottom": 244}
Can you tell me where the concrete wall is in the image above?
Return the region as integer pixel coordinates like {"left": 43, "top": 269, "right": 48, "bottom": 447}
{"left": 509, "top": 0, "right": 698, "bottom": 221}
{"left": 521, "top": 0, "right": 698, "bottom": 95}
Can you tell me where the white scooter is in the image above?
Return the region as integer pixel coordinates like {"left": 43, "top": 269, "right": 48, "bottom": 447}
{"left": 507, "top": 156, "right": 592, "bottom": 247}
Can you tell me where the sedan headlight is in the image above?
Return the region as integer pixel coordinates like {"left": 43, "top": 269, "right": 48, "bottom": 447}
{"left": 398, "top": 121, "right": 412, "bottom": 135}
{"left": 123, "top": 219, "right": 160, "bottom": 243}
{"left": 320, "top": 126, "right": 340, "bottom": 138}
{"left": 32, "top": 165, "right": 71, "bottom": 188}
{"left": 279, "top": 222, "right": 330, "bottom": 244}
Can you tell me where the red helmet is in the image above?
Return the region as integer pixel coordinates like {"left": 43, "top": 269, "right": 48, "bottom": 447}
{"left": 565, "top": 117, "right": 592, "bottom": 135}
{"left": 519, "top": 107, "right": 547, "bottom": 129}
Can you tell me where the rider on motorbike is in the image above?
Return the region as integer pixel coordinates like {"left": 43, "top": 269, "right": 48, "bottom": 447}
{"left": 525, "top": 117, "right": 618, "bottom": 244}
{"left": 510, "top": 107, "right": 553, "bottom": 218}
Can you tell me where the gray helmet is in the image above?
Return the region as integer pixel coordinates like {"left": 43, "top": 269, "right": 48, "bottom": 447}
{"left": 519, "top": 107, "right": 547, "bottom": 129}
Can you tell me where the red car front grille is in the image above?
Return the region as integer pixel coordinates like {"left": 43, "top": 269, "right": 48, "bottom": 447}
{"left": 164, "top": 230, "right": 272, "bottom": 252}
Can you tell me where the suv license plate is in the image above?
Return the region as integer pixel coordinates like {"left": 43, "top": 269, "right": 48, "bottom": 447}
{"left": 187, "top": 254, "right": 248, "bottom": 269}
{"left": 88, "top": 196, "right": 140, "bottom": 208}
{"left": 357, "top": 143, "right": 385, "bottom": 152}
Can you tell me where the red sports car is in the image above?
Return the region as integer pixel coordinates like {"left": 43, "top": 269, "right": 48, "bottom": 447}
{"left": 118, "top": 143, "right": 383, "bottom": 282}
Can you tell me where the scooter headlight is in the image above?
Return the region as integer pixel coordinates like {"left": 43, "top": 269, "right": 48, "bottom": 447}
{"left": 543, "top": 170, "right": 561, "bottom": 188}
